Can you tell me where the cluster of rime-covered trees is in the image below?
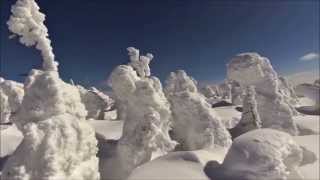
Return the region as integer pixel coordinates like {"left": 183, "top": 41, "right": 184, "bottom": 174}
{"left": 1, "top": 0, "right": 316, "bottom": 180}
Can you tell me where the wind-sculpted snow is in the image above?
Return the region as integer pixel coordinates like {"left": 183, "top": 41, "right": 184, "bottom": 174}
{"left": 227, "top": 53, "right": 299, "bottom": 135}
{"left": 229, "top": 86, "right": 261, "bottom": 139}
{"left": 7, "top": 0, "right": 58, "bottom": 71}
{"left": 1, "top": 70, "right": 100, "bottom": 180}
{"left": 108, "top": 47, "right": 176, "bottom": 179}
{"left": 0, "top": 78, "right": 24, "bottom": 124}
{"left": 164, "top": 70, "right": 232, "bottom": 150}
{"left": 205, "top": 129, "right": 304, "bottom": 180}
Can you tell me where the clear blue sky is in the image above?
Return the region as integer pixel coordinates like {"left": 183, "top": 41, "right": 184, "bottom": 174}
{"left": 1, "top": 0, "right": 319, "bottom": 88}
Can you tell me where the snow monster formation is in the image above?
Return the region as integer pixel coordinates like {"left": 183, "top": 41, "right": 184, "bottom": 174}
{"left": 164, "top": 70, "right": 232, "bottom": 150}
{"left": 109, "top": 47, "right": 176, "bottom": 178}
{"left": 229, "top": 86, "right": 261, "bottom": 139}
{"left": 227, "top": 53, "right": 299, "bottom": 135}
{"left": 2, "top": 0, "right": 99, "bottom": 179}
{"left": 205, "top": 129, "right": 305, "bottom": 180}
{"left": 230, "top": 80, "right": 243, "bottom": 105}
{"left": 0, "top": 78, "right": 24, "bottom": 124}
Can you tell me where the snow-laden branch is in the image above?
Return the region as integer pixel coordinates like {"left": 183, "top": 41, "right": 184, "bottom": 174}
{"left": 7, "top": 0, "right": 58, "bottom": 71}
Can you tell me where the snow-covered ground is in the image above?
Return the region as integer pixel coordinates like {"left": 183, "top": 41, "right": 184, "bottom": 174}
{"left": 1, "top": 104, "right": 319, "bottom": 179}
{"left": 1, "top": 1, "right": 318, "bottom": 178}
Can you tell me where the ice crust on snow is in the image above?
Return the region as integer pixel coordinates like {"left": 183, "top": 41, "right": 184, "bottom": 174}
{"left": 227, "top": 53, "right": 299, "bottom": 135}
{"left": 109, "top": 47, "right": 176, "bottom": 178}
{"left": 7, "top": 0, "right": 58, "bottom": 71}
{"left": 164, "top": 70, "right": 232, "bottom": 150}
{"left": 0, "top": 78, "right": 24, "bottom": 123}
{"left": 1, "top": 70, "right": 100, "bottom": 180}
{"left": 205, "top": 129, "right": 304, "bottom": 180}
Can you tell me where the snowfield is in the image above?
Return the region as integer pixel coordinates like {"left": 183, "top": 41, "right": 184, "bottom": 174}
{"left": 1, "top": 0, "right": 319, "bottom": 179}
{"left": 1, "top": 105, "right": 319, "bottom": 179}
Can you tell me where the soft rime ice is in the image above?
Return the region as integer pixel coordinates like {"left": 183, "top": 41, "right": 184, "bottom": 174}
{"left": 77, "top": 85, "right": 114, "bottom": 120}
{"left": 227, "top": 53, "right": 299, "bottom": 135}
{"left": 127, "top": 47, "right": 153, "bottom": 78}
{"left": 7, "top": 0, "right": 58, "bottom": 71}
{"left": 109, "top": 47, "right": 176, "bottom": 178}
{"left": 0, "top": 78, "right": 24, "bottom": 124}
{"left": 164, "top": 70, "right": 232, "bottom": 150}
{"left": 229, "top": 86, "right": 261, "bottom": 138}
{"left": 3, "top": 0, "right": 99, "bottom": 178}
{"left": 205, "top": 129, "right": 304, "bottom": 180}
{"left": 2, "top": 70, "right": 100, "bottom": 180}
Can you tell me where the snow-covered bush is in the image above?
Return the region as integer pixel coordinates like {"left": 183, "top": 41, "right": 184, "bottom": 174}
{"left": 109, "top": 47, "right": 176, "bottom": 178}
{"left": 2, "top": 0, "right": 99, "bottom": 179}
{"left": 229, "top": 86, "right": 261, "bottom": 138}
{"left": 164, "top": 70, "right": 232, "bottom": 150}
{"left": 0, "top": 78, "right": 24, "bottom": 124}
{"left": 227, "top": 53, "right": 299, "bottom": 135}
{"left": 77, "top": 85, "right": 114, "bottom": 120}
{"left": 205, "top": 129, "right": 304, "bottom": 180}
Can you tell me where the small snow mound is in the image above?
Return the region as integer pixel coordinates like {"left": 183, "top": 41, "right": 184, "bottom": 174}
{"left": 205, "top": 129, "right": 304, "bottom": 180}
{"left": 128, "top": 151, "right": 209, "bottom": 180}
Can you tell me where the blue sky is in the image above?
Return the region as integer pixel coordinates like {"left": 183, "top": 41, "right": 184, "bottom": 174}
{"left": 1, "top": 0, "right": 319, "bottom": 88}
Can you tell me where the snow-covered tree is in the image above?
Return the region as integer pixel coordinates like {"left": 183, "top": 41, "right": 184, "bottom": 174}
{"left": 77, "top": 85, "right": 114, "bottom": 120}
{"left": 230, "top": 81, "right": 243, "bottom": 105}
{"left": 0, "top": 78, "right": 24, "bottom": 124}
{"left": 229, "top": 86, "right": 261, "bottom": 138}
{"left": 278, "top": 76, "right": 299, "bottom": 109}
{"left": 7, "top": 0, "right": 58, "bottom": 71}
{"left": 2, "top": 70, "right": 100, "bottom": 180}
{"left": 164, "top": 70, "right": 232, "bottom": 150}
{"left": 227, "top": 53, "right": 299, "bottom": 135}
{"left": 2, "top": 1, "right": 99, "bottom": 179}
{"left": 109, "top": 47, "right": 176, "bottom": 178}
